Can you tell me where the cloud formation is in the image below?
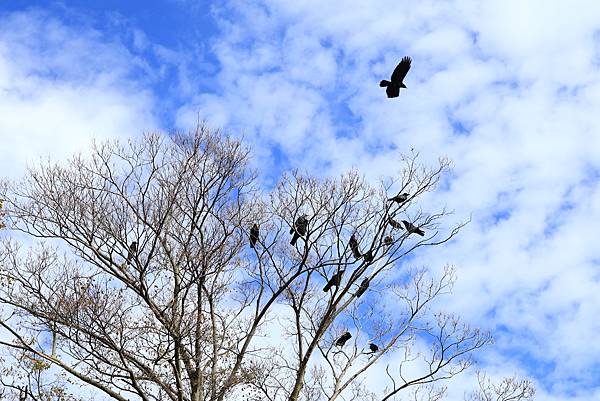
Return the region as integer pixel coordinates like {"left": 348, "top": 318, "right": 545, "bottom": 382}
{"left": 0, "top": 9, "right": 159, "bottom": 178}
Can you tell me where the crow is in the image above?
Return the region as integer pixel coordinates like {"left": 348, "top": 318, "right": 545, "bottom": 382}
{"left": 127, "top": 241, "right": 137, "bottom": 264}
{"left": 323, "top": 269, "right": 345, "bottom": 292}
{"left": 369, "top": 343, "right": 379, "bottom": 353}
{"left": 249, "top": 223, "right": 259, "bottom": 248}
{"left": 388, "top": 217, "right": 403, "bottom": 230}
{"left": 335, "top": 332, "right": 352, "bottom": 347}
{"left": 355, "top": 278, "right": 369, "bottom": 298}
{"left": 380, "top": 56, "right": 412, "bottom": 98}
{"left": 349, "top": 234, "right": 362, "bottom": 259}
{"left": 384, "top": 236, "right": 394, "bottom": 246}
{"left": 388, "top": 192, "right": 409, "bottom": 204}
{"left": 290, "top": 215, "right": 308, "bottom": 246}
{"left": 363, "top": 250, "right": 374, "bottom": 264}
{"left": 402, "top": 220, "right": 425, "bottom": 236}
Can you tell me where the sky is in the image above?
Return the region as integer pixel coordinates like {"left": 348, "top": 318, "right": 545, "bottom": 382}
{"left": 1, "top": 0, "right": 600, "bottom": 400}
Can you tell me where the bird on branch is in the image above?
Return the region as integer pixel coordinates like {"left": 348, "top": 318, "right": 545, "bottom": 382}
{"left": 388, "top": 217, "right": 403, "bottom": 230}
{"left": 126, "top": 241, "right": 137, "bottom": 264}
{"left": 249, "top": 223, "right": 259, "bottom": 248}
{"left": 323, "top": 269, "right": 345, "bottom": 292}
{"left": 335, "top": 332, "right": 352, "bottom": 347}
{"left": 388, "top": 192, "right": 409, "bottom": 204}
{"left": 349, "top": 234, "right": 362, "bottom": 259}
{"left": 402, "top": 220, "right": 425, "bottom": 236}
{"left": 290, "top": 215, "right": 308, "bottom": 246}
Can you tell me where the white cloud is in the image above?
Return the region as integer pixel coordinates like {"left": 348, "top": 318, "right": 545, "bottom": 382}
{"left": 0, "top": 9, "right": 159, "bottom": 178}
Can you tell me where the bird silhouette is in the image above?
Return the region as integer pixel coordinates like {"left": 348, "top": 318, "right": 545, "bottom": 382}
{"left": 126, "top": 241, "right": 137, "bottom": 264}
{"left": 335, "top": 332, "right": 352, "bottom": 347}
{"left": 384, "top": 236, "right": 394, "bottom": 245}
{"left": 369, "top": 343, "right": 379, "bottom": 353}
{"left": 290, "top": 215, "right": 308, "bottom": 246}
{"left": 380, "top": 56, "right": 411, "bottom": 98}
{"left": 402, "top": 220, "right": 425, "bottom": 236}
{"left": 349, "top": 234, "right": 362, "bottom": 259}
{"left": 249, "top": 223, "right": 259, "bottom": 248}
{"left": 323, "top": 269, "right": 345, "bottom": 292}
{"left": 388, "top": 192, "right": 409, "bottom": 203}
{"left": 355, "top": 278, "right": 369, "bottom": 298}
{"left": 388, "top": 217, "right": 403, "bottom": 230}
{"left": 363, "top": 250, "right": 374, "bottom": 264}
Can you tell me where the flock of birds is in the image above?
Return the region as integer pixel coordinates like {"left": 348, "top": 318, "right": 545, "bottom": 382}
{"left": 120, "top": 57, "right": 416, "bottom": 357}
{"left": 248, "top": 191, "right": 424, "bottom": 353}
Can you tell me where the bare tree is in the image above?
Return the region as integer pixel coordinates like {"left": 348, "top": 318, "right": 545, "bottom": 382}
{"left": 465, "top": 372, "right": 535, "bottom": 401}
{"left": 0, "top": 125, "right": 520, "bottom": 401}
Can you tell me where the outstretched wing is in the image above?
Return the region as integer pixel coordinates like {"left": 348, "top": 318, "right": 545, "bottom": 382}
{"left": 391, "top": 56, "right": 411, "bottom": 83}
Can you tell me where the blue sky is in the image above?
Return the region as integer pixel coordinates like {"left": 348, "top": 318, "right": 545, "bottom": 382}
{"left": 2, "top": 1, "right": 600, "bottom": 400}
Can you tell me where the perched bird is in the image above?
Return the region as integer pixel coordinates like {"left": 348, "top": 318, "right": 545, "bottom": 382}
{"left": 323, "top": 269, "right": 345, "bottom": 292}
{"left": 388, "top": 192, "right": 410, "bottom": 204}
{"left": 290, "top": 215, "right": 308, "bottom": 246}
{"left": 126, "top": 241, "right": 137, "bottom": 264}
{"left": 335, "top": 332, "right": 352, "bottom": 347}
{"left": 349, "top": 234, "right": 362, "bottom": 259}
{"left": 369, "top": 343, "right": 379, "bottom": 353}
{"left": 355, "top": 278, "right": 369, "bottom": 298}
{"left": 402, "top": 220, "right": 425, "bottom": 236}
{"left": 249, "top": 223, "right": 260, "bottom": 248}
{"left": 388, "top": 217, "right": 403, "bottom": 230}
{"left": 380, "top": 56, "right": 412, "bottom": 98}
{"left": 363, "top": 250, "right": 374, "bottom": 264}
{"left": 384, "top": 236, "right": 394, "bottom": 245}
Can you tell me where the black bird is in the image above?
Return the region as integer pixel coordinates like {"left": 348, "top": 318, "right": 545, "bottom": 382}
{"left": 369, "top": 343, "right": 379, "bottom": 353}
{"left": 355, "top": 278, "right": 369, "bottom": 298}
{"left": 380, "top": 56, "right": 412, "bottom": 98}
{"left": 388, "top": 192, "right": 409, "bottom": 204}
{"left": 349, "top": 234, "right": 362, "bottom": 259}
{"left": 384, "top": 236, "right": 394, "bottom": 246}
{"left": 402, "top": 220, "right": 425, "bottom": 236}
{"left": 323, "top": 269, "right": 345, "bottom": 292}
{"left": 335, "top": 332, "right": 352, "bottom": 347}
{"left": 388, "top": 217, "right": 403, "bottom": 230}
{"left": 290, "top": 215, "right": 308, "bottom": 246}
{"left": 249, "top": 223, "right": 259, "bottom": 248}
{"left": 126, "top": 241, "right": 137, "bottom": 264}
{"left": 363, "top": 250, "right": 374, "bottom": 264}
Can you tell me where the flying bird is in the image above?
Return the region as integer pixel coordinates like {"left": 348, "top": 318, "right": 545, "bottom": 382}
{"left": 290, "top": 215, "right": 308, "bottom": 246}
{"left": 249, "top": 223, "right": 259, "bottom": 248}
{"left": 355, "top": 278, "right": 369, "bottom": 298}
{"left": 323, "top": 269, "right": 345, "bottom": 292}
{"left": 402, "top": 220, "right": 425, "bottom": 236}
{"left": 388, "top": 192, "right": 410, "bottom": 204}
{"left": 363, "top": 250, "right": 374, "bottom": 264}
{"left": 335, "top": 332, "right": 352, "bottom": 347}
{"left": 126, "top": 241, "right": 137, "bottom": 264}
{"left": 380, "top": 56, "right": 412, "bottom": 98}
{"left": 388, "top": 217, "right": 403, "bottom": 230}
{"left": 369, "top": 343, "right": 379, "bottom": 353}
{"left": 349, "top": 234, "right": 362, "bottom": 259}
